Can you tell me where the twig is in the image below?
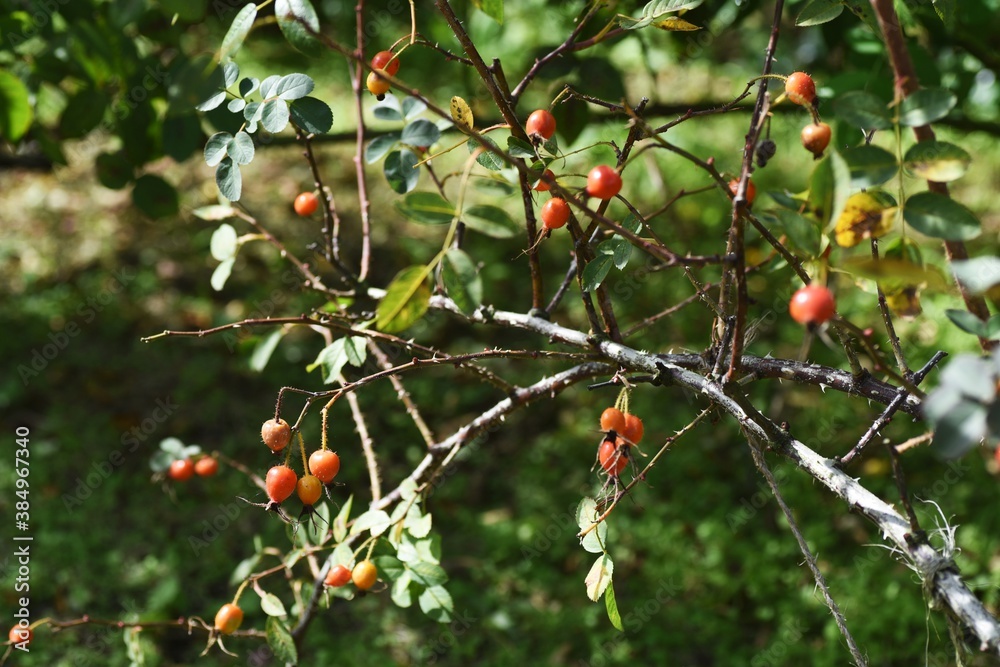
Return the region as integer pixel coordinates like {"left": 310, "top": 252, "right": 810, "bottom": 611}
{"left": 354, "top": 0, "right": 373, "bottom": 282}
{"left": 722, "top": 0, "right": 784, "bottom": 382}
{"left": 838, "top": 351, "right": 946, "bottom": 466}
{"left": 745, "top": 434, "right": 868, "bottom": 666}
{"left": 871, "top": 238, "right": 911, "bottom": 377}
{"left": 343, "top": 382, "right": 381, "bottom": 502}
{"left": 367, "top": 340, "right": 436, "bottom": 447}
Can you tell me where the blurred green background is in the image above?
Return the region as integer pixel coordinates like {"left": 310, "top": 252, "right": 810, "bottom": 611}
{"left": 3, "top": 0, "right": 1000, "bottom": 665}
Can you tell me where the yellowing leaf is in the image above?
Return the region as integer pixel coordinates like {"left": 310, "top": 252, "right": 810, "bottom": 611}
{"left": 834, "top": 193, "right": 894, "bottom": 247}
{"left": 884, "top": 286, "right": 922, "bottom": 318}
{"left": 450, "top": 96, "right": 474, "bottom": 133}
{"left": 652, "top": 17, "right": 701, "bottom": 30}
{"left": 585, "top": 555, "right": 614, "bottom": 602}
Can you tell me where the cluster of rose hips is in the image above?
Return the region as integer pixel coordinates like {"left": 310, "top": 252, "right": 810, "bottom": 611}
{"left": 596, "top": 407, "right": 644, "bottom": 476}
{"left": 366, "top": 50, "right": 399, "bottom": 101}
{"left": 260, "top": 418, "right": 341, "bottom": 511}
{"left": 323, "top": 559, "right": 378, "bottom": 591}
{"left": 784, "top": 71, "right": 831, "bottom": 159}
{"left": 523, "top": 109, "right": 623, "bottom": 232}
{"left": 168, "top": 455, "right": 218, "bottom": 481}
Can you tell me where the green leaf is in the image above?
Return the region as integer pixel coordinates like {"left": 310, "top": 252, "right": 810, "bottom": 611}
{"left": 366, "top": 133, "right": 400, "bottom": 163}
{"left": 220, "top": 4, "right": 257, "bottom": 60}
{"left": 239, "top": 77, "right": 260, "bottom": 97}
{"left": 441, "top": 248, "right": 482, "bottom": 314}
{"left": 133, "top": 174, "right": 179, "bottom": 219}
{"left": 58, "top": 88, "right": 106, "bottom": 139}
{"left": 265, "top": 617, "right": 298, "bottom": 664}
{"left": 582, "top": 255, "right": 615, "bottom": 292}
{"left": 274, "top": 73, "right": 315, "bottom": 101}
{"left": 228, "top": 130, "right": 255, "bottom": 165}
{"left": 333, "top": 495, "right": 353, "bottom": 543}
{"left": 925, "top": 391, "right": 987, "bottom": 459}
{"left": 373, "top": 556, "right": 406, "bottom": 580}
{"left": 795, "top": 0, "right": 843, "bottom": 25}
{"left": 578, "top": 496, "right": 608, "bottom": 554}
{"left": 395, "top": 191, "right": 456, "bottom": 224}
{"left": 350, "top": 509, "right": 392, "bottom": 536}
{"left": 401, "top": 119, "right": 441, "bottom": 147}
{"left": 250, "top": 330, "right": 284, "bottom": 372}
{"left": 470, "top": 135, "right": 504, "bottom": 171}
{"left": 585, "top": 555, "right": 614, "bottom": 602}
{"left": 261, "top": 98, "right": 290, "bottom": 133}
{"left": 391, "top": 572, "right": 413, "bottom": 608}
{"left": 507, "top": 136, "right": 536, "bottom": 159}
{"left": 163, "top": 113, "right": 205, "bottom": 163}
{"left": 405, "top": 512, "right": 433, "bottom": 539}
{"left": 289, "top": 96, "right": 333, "bottom": 134}
{"left": 373, "top": 94, "right": 404, "bottom": 121}
{"left": 952, "top": 257, "right": 1000, "bottom": 295}
{"left": 95, "top": 154, "right": 135, "bottom": 194}
{"left": 902, "top": 141, "right": 970, "bottom": 182}
{"left": 193, "top": 205, "right": 237, "bottom": 221}
{"left": 384, "top": 149, "right": 420, "bottom": 194}
{"left": 932, "top": 0, "right": 956, "bottom": 27}
{"left": 306, "top": 336, "right": 367, "bottom": 383}
{"left": 903, "top": 191, "right": 980, "bottom": 241}
{"left": 418, "top": 585, "right": 454, "bottom": 623}
{"left": 211, "top": 257, "right": 235, "bottom": 291}
{"left": 409, "top": 561, "right": 449, "bottom": 587}
{"left": 841, "top": 145, "right": 898, "bottom": 189}
{"left": 463, "top": 204, "right": 519, "bottom": 238}
{"left": 258, "top": 591, "right": 287, "bottom": 617}
{"left": 619, "top": 0, "right": 704, "bottom": 29}
{"left": 275, "top": 0, "right": 322, "bottom": 55}
{"left": 401, "top": 96, "right": 427, "bottom": 120}
{"left": 605, "top": 581, "right": 623, "bottom": 631}
{"left": 228, "top": 552, "right": 260, "bottom": 587}
{"left": 216, "top": 158, "right": 242, "bottom": 201}
{"left": 899, "top": 87, "right": 957, "bottom": 127}
{"left": 204, "top": 132, "right": 231, "bottom": 167}
{"left": 471, "top": 0, "right": 503, "bottom": 24}
{"left": 210, "top": 223, "right": 239, "bottom": 260}
{"left": 840, "top": 257, "right": 948, "bottom": 291}
{"left": 762, "top": 210, "right": 821, "bottom": 258}
{"left": 832, "top": 91, "right": 892, "bottom": 130}
{"left": 259, "top": 75, "right": 281, "bottom": 100}
{"left": 377, "top": 265, "right": 431, "bottom": 332}
{"left": 344, "top": 336, "right": 367, "bottom": 367}
{"left": 945, "top": 309, "right": 988, "bottom": 338}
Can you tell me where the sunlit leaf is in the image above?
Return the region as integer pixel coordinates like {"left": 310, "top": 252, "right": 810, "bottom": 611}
{"left": 376, "top": 265, "right": 431, "bottom": 333}
{"left": 899, "top": 87, "right": 957, "bottom": 127}
{"left": 585, "top": 555, "right": 614, "bottom": 601}
{"left": 275, "top": 0, "right": 322, "bottom": 55}
{"left": 450, "top": 96, "right": 474, "bottom": 132}
{"left": 902, "top": 141, "right": 970, "bottom": 182}
{"left": 834, "top": 191, "right": 894, "bottom": 247}
{"left": 220, "top": 3, "right": 257, "bottom": 61}
{"left": 265, "top": 617, "right": 298, "bottom": 664}
{"left": 796, "top": 0, "right": 843, "bottom": 25}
